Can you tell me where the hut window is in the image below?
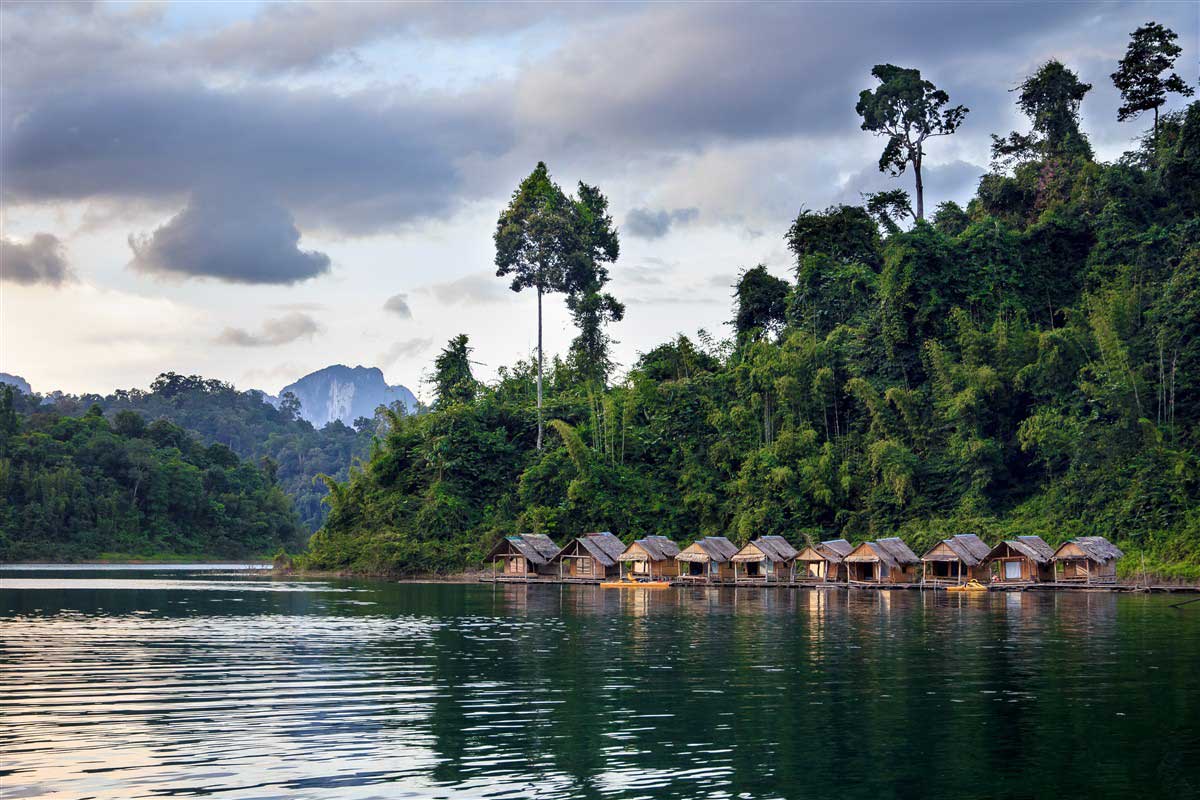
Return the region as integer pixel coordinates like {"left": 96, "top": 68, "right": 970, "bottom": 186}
{"left": 1004, "top": 561, "right": 1021, "bottom": 580}
{"left": 807, "top": 562, "right": 822, "bottom": 578}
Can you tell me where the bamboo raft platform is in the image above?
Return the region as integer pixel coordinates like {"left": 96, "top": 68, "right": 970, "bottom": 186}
{"left": 477, "top": 575, "right": 1198, "bottom": 593}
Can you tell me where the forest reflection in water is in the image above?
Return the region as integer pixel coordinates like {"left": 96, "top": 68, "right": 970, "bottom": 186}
{"left": 1, "top": 571, "right": 1197, "bottom": 799}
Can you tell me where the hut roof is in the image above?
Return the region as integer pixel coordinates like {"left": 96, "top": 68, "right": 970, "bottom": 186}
{"left": 1055, "top": 536, "right": 1125, "bottom": 563}
{"left": 676, "top": 536, "right": 738, "bottom": 563}
{"left": 848, "top": 538, "right": 919, "bottom": 569}
{"left": 564, "top": 531, "right": 626, "bottom": 567}
{"left": 732, "top": 535, "right": 798, "bottom": 563}
{"left": 816, "top": 539, "right": 853, "bottom": 562}
{"left": 1006, "top": 535, "right": 1055, "bottom": 564}
{"left": 487, "top": 533, "right": 560, "bottom": 564}
{"left": 630, "top": 535, "right": 680, "bottom": 561}
{"left": 924, "top": 534, "right": 991, "bottom": 565}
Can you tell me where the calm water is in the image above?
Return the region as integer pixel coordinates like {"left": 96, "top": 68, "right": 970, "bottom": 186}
{"left": 2, "top": 569, "right": 1198, "bottom": 799}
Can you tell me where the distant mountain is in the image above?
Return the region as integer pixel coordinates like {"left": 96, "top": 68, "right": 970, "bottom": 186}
{"left": 278, "top": 365, "right": 416, "bottom": 428}
{"left": 0, "top": 373, "right": 32, "bottom": 395}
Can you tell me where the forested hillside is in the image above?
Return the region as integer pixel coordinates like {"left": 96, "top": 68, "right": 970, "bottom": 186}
{"left": 29, "top": 373, "right": 378, "bottom": 531}
{"left": 304, "top": 59, "right": 1199, "bottom": 578}
{"left": 0, "top": 390, "right": 304, "bottom": 561}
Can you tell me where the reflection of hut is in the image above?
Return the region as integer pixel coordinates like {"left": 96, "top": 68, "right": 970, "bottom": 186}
{"left": 732, "top": 536, "right": 799, "bottom": 583}
{"left": 675, "top": 537, "right": 738, "bottom": 583}
{"left": 1052, "top": 537, "right": 1124, "bottom": 584}
{"left": 920, "top": 534, "right": 992, "bottom": 585}
{"left": 554, "top": 532, "right": 626, "bottom": 580}
{"left": 844, "top": 538, "right": 920, "bottom": 584}
{"left": 486, "top": 534, "right": 561, "bottom": 580}
{"left": 984, "top": 536, "right": 1055, "bottom": 583}
{"left": 794, "top": 539, "right": 852, "bottom": 583}
{"left": 618, "top": 536, "right": 681, "bottom": 579}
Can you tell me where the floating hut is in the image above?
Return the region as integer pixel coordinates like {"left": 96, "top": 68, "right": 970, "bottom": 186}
{"left": 920, "top": 534, "right": 992, "bottom": 585}
{"left": 1052, "top": 536, "right": 1124, "bottom": 584}
{"left": 794, "top": 539, "right": 853, "bottom": 582}
{"left": 844, "top": 538, "right": 920, "bottom": 584}
{"left": 554, "top": 531, "right": 626, "bottom": 580}
{"left": 675, "top": 536, "right": 738, "bottom": 583}
{"left": 732, "top": 536, "right": 799, "bottom": 583}
{"left": 618, "top": 536, "right": 681, "bottom": 579}
{"left": 486, "top": 534, "right": 561, "bottom": 579}
{"left": 984, "top": 536, "right": 1055, "bottom": 583}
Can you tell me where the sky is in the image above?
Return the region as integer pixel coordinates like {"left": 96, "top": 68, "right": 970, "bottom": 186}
{"left": 1, "top": 1, "right": 1196, "bottom": 400}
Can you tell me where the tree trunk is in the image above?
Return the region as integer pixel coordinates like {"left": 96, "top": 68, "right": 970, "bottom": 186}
{"left": 914, "top": 150, "right": 925, "bottom": 220}
{"left": 1153, "top": 106, "right": 1159, "bottom": 146}
{"left": 536, "top": 286, "right": 544, "bottom": 451}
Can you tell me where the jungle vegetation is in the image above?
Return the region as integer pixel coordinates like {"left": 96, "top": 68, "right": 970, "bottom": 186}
{"left": 0, "top": 392, "right": 305, "bottom": 561}
{"left": 303, "top": 43, "right": 1200, "bottom": 579}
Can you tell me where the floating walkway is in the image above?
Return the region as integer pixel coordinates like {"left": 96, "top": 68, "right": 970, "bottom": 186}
{"left": 477, "top": 575, "right": 1195, "bottom": 593}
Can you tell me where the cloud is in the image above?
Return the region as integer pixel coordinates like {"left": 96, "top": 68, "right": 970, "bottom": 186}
{"left": 129, "top": 190, "right": 331, "bottom": 284}
{"left": 383, "top": 293, "right": 413, "bottom": 318}
{"left": 424, "top": 272, "right": 510, "bottom": 305}
{"left": 0, "top": 233, "right": 74, "bottom": 286}
{"left": 832, "top": 159, "right": 986, "bottom": 212}
{"left": 216, "top": 312, "right": 322, "bottom": 347}
{"left": 624, "top": 207, "right": 699, "bottom": 239}
{"left": 378, "top": 337, "right": 433, "bottom": 368}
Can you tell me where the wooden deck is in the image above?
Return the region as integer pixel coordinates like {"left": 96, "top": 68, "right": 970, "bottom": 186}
{"left": 477, "top": 575, "right": 1198, "bottom": 593}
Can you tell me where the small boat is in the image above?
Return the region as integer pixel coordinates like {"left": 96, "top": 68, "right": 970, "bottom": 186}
{"left": 601, "top": 577, "right": 671, "bottom": 589}
{"left": 946, "top": 579, "right": 989, "bottom": 593}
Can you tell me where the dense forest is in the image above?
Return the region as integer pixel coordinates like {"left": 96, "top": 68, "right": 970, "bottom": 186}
{"left": 0, "top": 388, "right": 305, "bottom": 560}
{"left": 19, "top": 373, "right": 379, "bottom": 531}
{"left": 304, "top": 40, "right": 1200, "bottom": 579}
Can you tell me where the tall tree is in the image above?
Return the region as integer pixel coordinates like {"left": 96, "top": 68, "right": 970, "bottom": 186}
{"left": 495, "top": 163, "right": 578, "bottom": 450}
{"left": 855, "top": 65, "right": 968, "bottom": 220}
{"left": 566, "top": 182, "right": 623, "bottom": 386}
{"left": 991, "top": 60, "right": 1093, "bottom": 166}
{"left": 431, "top": 334, "right": 477, "bottom": 407}
{"left": 733, "top": 265, "right": 790, "bottom": 340}
{"left": 1112, "top": 22, "right": 1194, "bottom": 143}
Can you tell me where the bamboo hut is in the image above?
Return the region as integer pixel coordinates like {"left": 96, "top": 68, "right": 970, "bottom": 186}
{"left": 675, "top": 536, "right": 738, "bottom": 583}
{"left": 1052, "top": 536, "right": 1124, "bottom": 584}
{"left": 486, "top": 534, "right": 561, "bottom": 580}
{"left": 920, "top": 534, "right": 992, "bottom": 585}
{"left": 731, "top": 536, "right": 799, "bottom": 583}
{"left": 794, "top": 538, "right": 852, "bottom": 582}
{"left": 983, "top": 536, "right": 1055, "bottom": 583}
{"left": 618, "top": 536, "right": 681, "bottom": 579}
{"left": 554, "top": 531, "right": 626, "bottom": 580}
{"left": 844, "top": 538, "right": 920, "bottom": 584}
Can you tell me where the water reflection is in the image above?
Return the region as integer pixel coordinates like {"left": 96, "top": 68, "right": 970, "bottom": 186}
{"left": 1, "top": 570, "right": 1197, "bottom": 799}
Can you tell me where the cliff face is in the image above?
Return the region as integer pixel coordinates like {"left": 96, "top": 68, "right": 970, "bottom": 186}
{"left": 278, "top": 365, "right": 416, "bottom": 428}
{"left": 0, "top": 373, "right": 32, "bottom": 395}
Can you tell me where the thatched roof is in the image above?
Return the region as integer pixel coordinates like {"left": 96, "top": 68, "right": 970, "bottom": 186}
{"left": 487, "top": 533, "right": 560, "bottom": 564}
{"left": 1054, "top": 536, "right": 1125, "bottom": 564}
{"left": 676, "top": 536, "right": 738, "bottom": 563}
{"left": 732, "top": 535, "right": 798, "bottom": 563}
{"left": 625, "top": 535, "right": 680, "bottom": 562}
{"left": 816, "top": 539, "right": 853, "bottom": 562}
{"left": 566, "top": 531, "right": 626, "bottom": 567}
{"left": 924, "top": 534, "right": 991, "bottom": 566}
{"left": 847, "top": 538, "right": 919, "bottom": 569}
{"left": 992, "top": 535, "right": 1055, "bottom": 564}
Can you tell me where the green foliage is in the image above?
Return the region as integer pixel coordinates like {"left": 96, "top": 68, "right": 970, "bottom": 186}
{"left": 991, "top": 60, "right": 1093, "bottom": 166}
{"left": 0, "top": 406, "right": 304, "bottom": 561}
{"left": 432, "top": 334, "right": 479, "bottom": 407}
{"left": 733, "top": 265, "right": 790, "bottom": 340}
{"left": 1112, "top": 21, "right": 1194, "bottom": 139}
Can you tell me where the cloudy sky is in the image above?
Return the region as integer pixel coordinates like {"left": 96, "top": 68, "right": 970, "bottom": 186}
{"left": 1, "top": 1, "right": 1195, "bottom": 398}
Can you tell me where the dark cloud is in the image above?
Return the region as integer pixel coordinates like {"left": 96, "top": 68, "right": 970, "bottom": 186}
{"left": 0, "top": 233, "right": 74, "bottom": 286}
{"left": 383, "top": 293, "right": 413, "bottom": 318}
{"left": 129, "top": 190, "right": 330, "bottom": 284}
{"left": 624, "top": 207, "right": 699, "bottom": 239}
{"left": 216, "top": 312, "right": 321, "bottom": 347}
{"left": 378, "top": 337, "right": 433, "bottom": 368}
{"left": 424, "top": 272, "right": 510, "bottom": 305}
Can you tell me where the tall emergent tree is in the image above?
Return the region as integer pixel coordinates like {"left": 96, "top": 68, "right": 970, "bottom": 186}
{"left": 992, "top": 60, "right": 1093, "bottom": 166}
{"left": 495, "top": 162, "right": 580, "bottom": 450}
{"left": 566, "top": 182, "right": 623, "bottom": 386}
{"left": 1112, "top": 22, "right": 1194, "bottom": 143}
{"left": 855, "top": 65, "right": 968, "bottom": 220}
{"left": 432, "top": 334, "right": 477, "bottom": 407}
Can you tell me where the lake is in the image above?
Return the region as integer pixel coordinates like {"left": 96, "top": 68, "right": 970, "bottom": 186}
{"left": 2, "top": 567, "right": 1198, "bottom": 799}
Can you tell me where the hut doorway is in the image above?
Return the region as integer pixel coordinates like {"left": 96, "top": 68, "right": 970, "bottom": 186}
{"left": 744, "top": 562, "right": 762, "bottom": 577}
{"left": 687, "top": 561, "right": 704, "bottom": 577}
